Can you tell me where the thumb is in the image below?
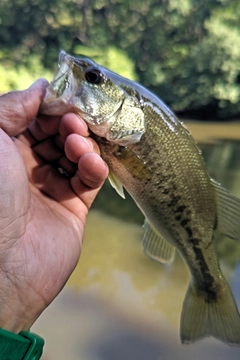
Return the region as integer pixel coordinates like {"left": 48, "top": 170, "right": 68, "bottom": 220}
{"left": 0, "top": 129, "right": 30, "bottom": 243}
{"left": 0, "top": 78, "right": 49, "bottom": 137}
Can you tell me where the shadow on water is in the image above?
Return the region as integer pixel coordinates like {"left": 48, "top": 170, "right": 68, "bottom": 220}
{"left": 87, "top": 331, "right": 169, "bottom": 360}
{"left": 34, "top": 121, "right": 240, "bottom": 359}
{"left": 87, "top": 332, "right": 240, "bottom": 360}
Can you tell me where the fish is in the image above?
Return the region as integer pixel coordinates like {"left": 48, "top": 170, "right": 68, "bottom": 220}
{"left": 40, "top": 50, "right": 240, "bottom": 345}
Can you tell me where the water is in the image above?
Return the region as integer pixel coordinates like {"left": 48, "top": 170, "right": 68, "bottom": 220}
{"left": 33, "top": 121, "right": 240, "bottom": 359}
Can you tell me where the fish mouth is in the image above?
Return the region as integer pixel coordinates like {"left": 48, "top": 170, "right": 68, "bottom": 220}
{"left": 39, "top": 51, "right": 81, "bottom": 116}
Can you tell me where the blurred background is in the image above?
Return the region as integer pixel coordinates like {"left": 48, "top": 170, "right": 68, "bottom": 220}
{"left": 1, "top": 0, "right": 240, "bottom": 120}
{"left": 1, "top": 0, "right": 240, "bottom": 359}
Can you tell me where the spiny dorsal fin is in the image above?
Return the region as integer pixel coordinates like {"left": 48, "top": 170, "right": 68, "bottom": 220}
{"left": 212, "top": 178, "right": 240, "bottom": 240}
{"left": 108, "top": 170, "right": 125, "bottom": 199}
{"left": 142, "top": 220, "right": 175, "bottom": 264}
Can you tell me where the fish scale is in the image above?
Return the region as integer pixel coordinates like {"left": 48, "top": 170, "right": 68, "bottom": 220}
{"left": 99, "top": 105, "right": 215, "bottom": 265}
{"left": 40, "top": 51, "right": 240, "bottom": 345}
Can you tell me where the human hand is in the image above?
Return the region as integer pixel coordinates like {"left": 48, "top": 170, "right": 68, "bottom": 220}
{"left": 0, "top": 79, "right": 108, "bottom": 333}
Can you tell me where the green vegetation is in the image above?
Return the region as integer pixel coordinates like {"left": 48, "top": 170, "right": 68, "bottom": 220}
{"left": 1, "top": 0, "right": 240, "bottom": 118}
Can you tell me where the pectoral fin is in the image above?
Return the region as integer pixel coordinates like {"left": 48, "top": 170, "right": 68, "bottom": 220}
{"left": 108, "top": 170, "right": 125, "bottom": 199}
{"left": 142, "top": 220, "right": 175, "bottom": 264}
{"left": 212, "top": 179, "right": 240, "bottom": 239}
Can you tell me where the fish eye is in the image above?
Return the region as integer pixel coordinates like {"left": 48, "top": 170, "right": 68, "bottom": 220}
{"left": 85, "top": 67, "right": 103, "bottom": 84}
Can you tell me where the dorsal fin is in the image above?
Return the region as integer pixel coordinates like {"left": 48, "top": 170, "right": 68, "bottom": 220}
{"left": 142, "top": 220, "right": 175, "bottom": 264}
{"left": 212, "top": 178, "right": 240, "bottom": 240}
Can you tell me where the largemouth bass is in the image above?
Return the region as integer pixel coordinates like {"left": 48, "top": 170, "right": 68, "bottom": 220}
{"left": 40, "top": 51, "right": 240, "bottom": 345}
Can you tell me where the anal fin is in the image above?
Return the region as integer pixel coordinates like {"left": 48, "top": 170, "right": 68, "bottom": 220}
{"left": 142, "top": 220, "right": 175, "bottom": 264}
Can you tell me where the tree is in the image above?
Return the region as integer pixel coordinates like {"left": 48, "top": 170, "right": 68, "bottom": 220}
{"left": 1, "top": 0, "right": 240, "bottom": 119}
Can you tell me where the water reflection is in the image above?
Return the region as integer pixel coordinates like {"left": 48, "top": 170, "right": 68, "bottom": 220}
{"left": 33, "top": 121, "right": 240, "bottom": 359}
{"left": 69, "top": 211, "right": 188, "bottom": 327}
{"left": 199, "top": 138, "right": 240, "bottom": 270}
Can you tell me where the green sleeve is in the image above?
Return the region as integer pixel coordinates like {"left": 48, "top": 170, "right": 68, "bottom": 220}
{"left": 0, "top": 328, "right": 44, "bottom": 360}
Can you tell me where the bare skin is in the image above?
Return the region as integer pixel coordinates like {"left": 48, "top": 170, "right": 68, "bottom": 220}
{"left": 0, "top": 79, "right": 108, "bottom": 333}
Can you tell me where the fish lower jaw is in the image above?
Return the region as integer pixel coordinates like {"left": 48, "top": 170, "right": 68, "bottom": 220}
{"left": 40, "top": 94, "right": 74, "bottom": 116}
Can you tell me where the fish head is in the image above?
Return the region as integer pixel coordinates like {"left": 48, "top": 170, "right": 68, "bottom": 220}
{"left": 40, "top": 51, "right": 145, "bottom": 145}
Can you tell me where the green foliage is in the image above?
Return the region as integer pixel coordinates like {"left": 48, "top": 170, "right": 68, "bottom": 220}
{"left": 1, "top": 0, "right": 240, "bottom": 118}
{"left": 0, "top": 52, "right": 52, "bottom": 92}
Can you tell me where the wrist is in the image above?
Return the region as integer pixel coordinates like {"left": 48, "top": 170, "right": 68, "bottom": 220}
{"left": 0, "top": 294, "right": 34, "bottom": 334}
{"left": 0, "top": 272, "right": 43, "bottom": 333}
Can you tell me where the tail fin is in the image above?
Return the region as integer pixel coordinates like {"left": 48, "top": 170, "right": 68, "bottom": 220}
{"left": 180, "top": 280, "right": 240, "bottom": 345}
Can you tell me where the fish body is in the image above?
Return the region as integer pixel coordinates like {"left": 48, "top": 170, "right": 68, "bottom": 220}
{"left": 40, "top": 51, "right": 240, "bottom": 345}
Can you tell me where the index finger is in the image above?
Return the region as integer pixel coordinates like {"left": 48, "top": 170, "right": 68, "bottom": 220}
{"left": 59, "top": 113, "right": 89, "bottom": 139}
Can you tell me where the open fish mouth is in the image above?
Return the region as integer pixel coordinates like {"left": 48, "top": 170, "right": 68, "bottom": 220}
{"left": 39, "top": 51, "right": 80, "bottom": 115}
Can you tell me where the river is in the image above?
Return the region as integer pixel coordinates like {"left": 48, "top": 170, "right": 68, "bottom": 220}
{"left": 33, "top": 121, "right": 240, "bottom": 360}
